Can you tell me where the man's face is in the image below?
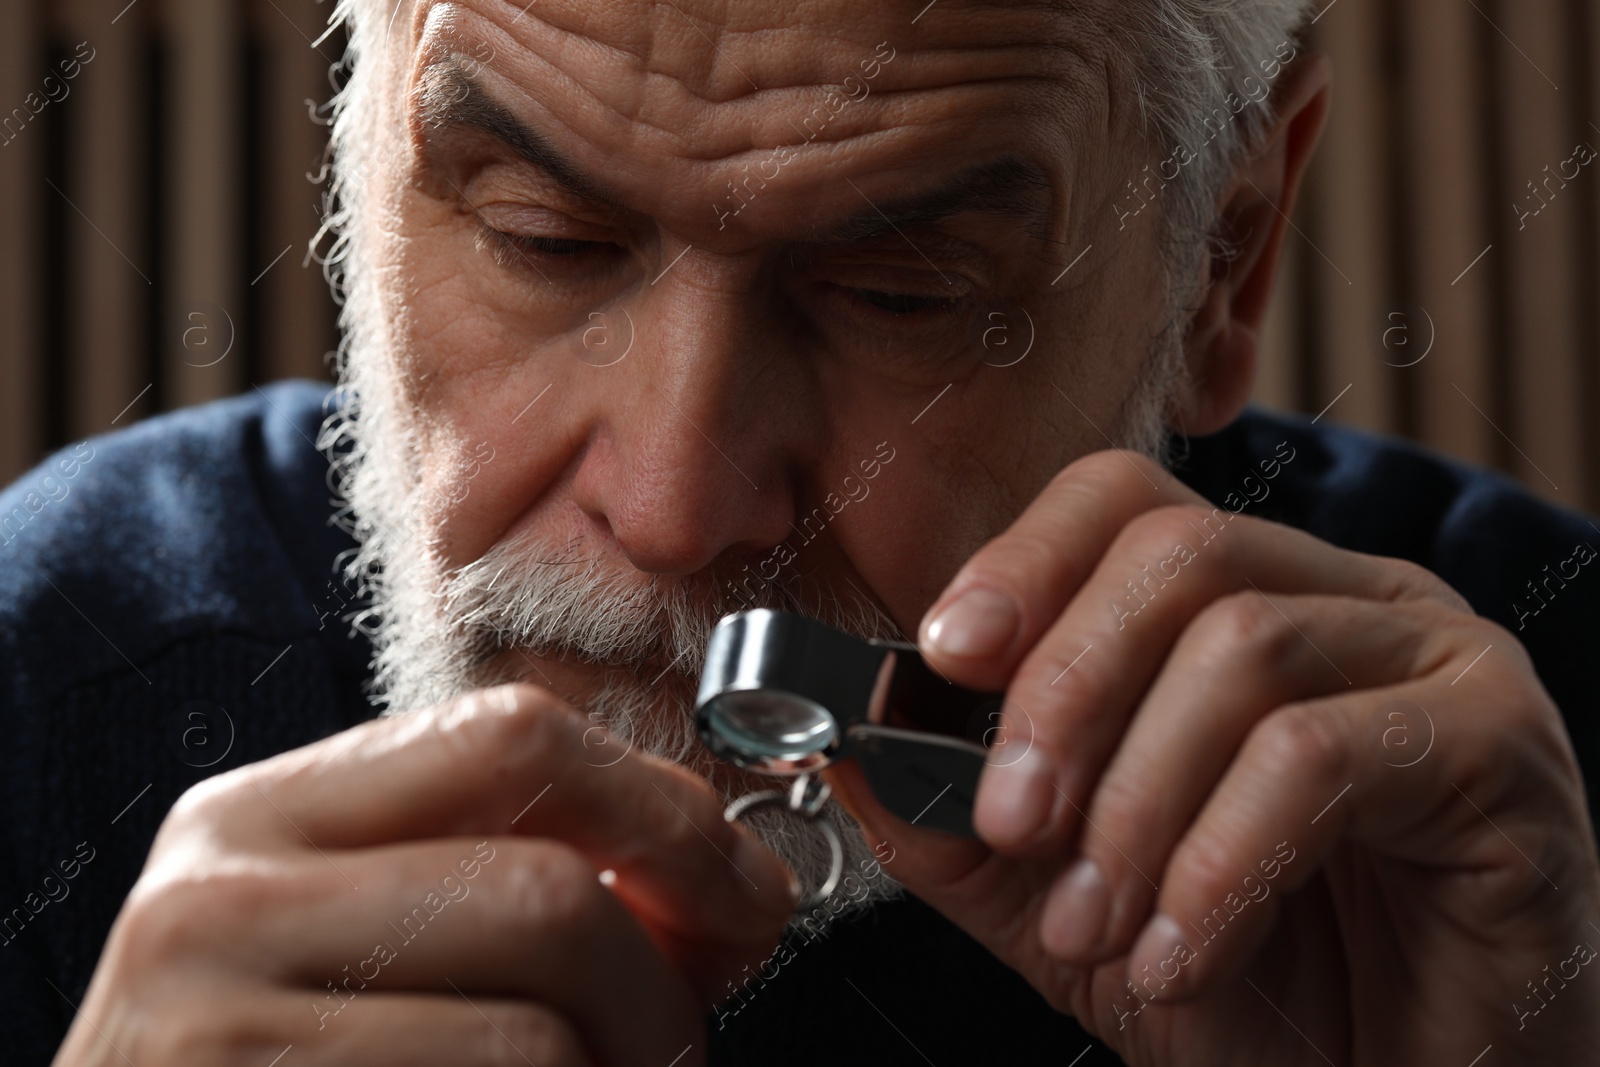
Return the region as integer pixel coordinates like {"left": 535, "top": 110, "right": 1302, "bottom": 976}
{"left": 354, "top": 0, "right": 1175, "bottom": 721}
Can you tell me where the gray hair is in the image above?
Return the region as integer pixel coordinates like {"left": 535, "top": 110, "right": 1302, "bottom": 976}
{"left": 1123, "top": 0, "right": 1319, "bottom": 293}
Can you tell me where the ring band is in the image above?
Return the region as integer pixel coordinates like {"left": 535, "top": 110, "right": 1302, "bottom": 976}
{"left": 724, "top": 784, "right": 845, "bottom": 913}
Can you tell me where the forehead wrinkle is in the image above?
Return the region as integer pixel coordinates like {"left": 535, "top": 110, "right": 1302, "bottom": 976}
{"left": 418, "top": 42, "right": 1084, "bottom": 189}
{"left": 474, "top": 0, "right": 1100, "bottom": 103}
{"left": 415, "top": 0, "right": 1122, "bottom": 248}
{"left": 430, "top": 44, "right": 1092, "bottom": 177}
{"left": 443, "top": 0, "right": 1114, "bottom": 152}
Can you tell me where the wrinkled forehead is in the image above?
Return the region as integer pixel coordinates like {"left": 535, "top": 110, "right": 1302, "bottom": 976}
{"left": 403, "top": 0, "right": 1128, "bottom": 95}
{"left": 395, "top": 0, "right": 1137, "bottom": 237}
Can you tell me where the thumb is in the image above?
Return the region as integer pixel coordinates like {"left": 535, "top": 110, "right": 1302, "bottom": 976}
{"left": 824, "top": 759, "right": 1083, "bottom": 1012}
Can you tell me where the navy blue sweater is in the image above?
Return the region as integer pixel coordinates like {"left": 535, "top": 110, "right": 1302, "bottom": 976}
{"left": 2, "top": 381, "right": 1596, "bottom": 1065}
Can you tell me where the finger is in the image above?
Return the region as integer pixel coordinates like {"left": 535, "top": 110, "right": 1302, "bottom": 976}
{"left": 1072, "top": 870, "right": 1349, "bottom": 1056}
{"left": 822, "top": 758, "right": 1084, "bottom": 1014}
{"left": 1118, "top": 654, "right": 1562, "bottom": 1003}
{"left": 824, "top": 758, "right": 993, "bottom": 888}
{"left": 1036, "top": 593, "right": 1436, "bottom": 965}
{"left": 383, "top": 836, "right": 775, "bottom": 1003}
{"left": 1118, "top": 698, "right": 1363, "bottom": 1004}
{"left": 975, "top": 505, "right": 1447, "bottom": 852}
{"left": 214, "top": 838, "right": 709, "bottom": 1063}
{"left": 285, "top": 992, "right": 604, "bottom": 1067}
{"left": 186, "top": 685, "right": 796, "bottom": 955}
{"left": 916, "top": 449, "right": 1185, "bottom": 689}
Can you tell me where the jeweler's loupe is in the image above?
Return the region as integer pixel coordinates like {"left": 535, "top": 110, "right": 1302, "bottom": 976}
{"left": 696, "top": 609, "right": 1004, "bottom": 837}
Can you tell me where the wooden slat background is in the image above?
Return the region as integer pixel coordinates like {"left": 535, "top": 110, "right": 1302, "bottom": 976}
{"left": 1, "top": 0, "right": 1597, "bottom": 513}
{"left": 1266, "top": 0, "right": 1600, "bottom": 513}
{"left": 0, "top": 0, "right": 340, "bottom": 472}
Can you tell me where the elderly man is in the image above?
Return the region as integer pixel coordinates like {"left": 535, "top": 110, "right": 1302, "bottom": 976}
{"left": 7, "top": 0, "right": 1600, "bottom": 1063}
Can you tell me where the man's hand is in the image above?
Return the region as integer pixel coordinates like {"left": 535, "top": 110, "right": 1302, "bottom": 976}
{"left": 52, "top": 685, "right": 795, "bottom": 1067}
{"left": 827, "top": 448, "right": 1600, "bottom": 1065}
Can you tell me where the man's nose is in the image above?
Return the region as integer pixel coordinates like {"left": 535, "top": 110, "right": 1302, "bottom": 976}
{"left": 570, "top": 261, "right": 811, "bottom": 576}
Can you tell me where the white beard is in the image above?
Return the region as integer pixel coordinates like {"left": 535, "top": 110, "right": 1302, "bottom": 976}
{"left": 321, "top": 318, "right": 917, "bottom": 913}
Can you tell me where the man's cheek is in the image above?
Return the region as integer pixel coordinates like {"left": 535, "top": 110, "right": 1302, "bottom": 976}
{"left": 391, "top": 205, "right": 532, "bottom": 363}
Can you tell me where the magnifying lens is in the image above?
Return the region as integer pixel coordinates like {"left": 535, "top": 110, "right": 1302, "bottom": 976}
{"left": 696, "top": 609, "right": 1004, "bottom": 838}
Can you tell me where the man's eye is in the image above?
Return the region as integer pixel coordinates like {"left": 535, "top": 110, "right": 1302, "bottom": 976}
{"left": 850, "top": 288, "right": 955, "bottom": 315}
{"left": 478, "top": 224, "right": 622, "bottom": 276}
{"left": 505, "top": 235, "right": 604, "bottom": 256}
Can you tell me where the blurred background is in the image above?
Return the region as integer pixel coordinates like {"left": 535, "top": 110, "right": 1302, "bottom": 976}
{"left": 1, "top": 0, "right": 1597, "bottom": 512}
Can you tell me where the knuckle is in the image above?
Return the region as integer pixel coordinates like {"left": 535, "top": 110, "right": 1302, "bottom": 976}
{"left": 1248, "top": 702, "right": 1350, "bottom": 784}
{"left": 1046, "top": 459, "right": 1122, "bottom": 518}
{"left": 944, "top": 561, "right": 1053, "bottom": 638}
{"left": 434, "top": 684, "right": 578, "bottom": 772}
{"left": 1058, "top": 447, "right": 1163, "bottom": 493}
{"left": 968, "top": 530, "right": 1060, "bottom": 593}
{"left": 1167, "top": 832, "right": 1252, "bottom": 915}
{"left": 164, "top": 778, "right": 220, "bottom": 829}
{"left": 162, "top": 769, "right": 252, "bottom": 837}
{"left": 1453, "top": 623, "right": 1570, "bottom": 758}
{"left": 117, "top": 863, "right": 312, "bottom": 971}
{"left": 489, "top": 841, "right": 613, "bottom": 936}
{"left": 1380, "top": 556, "right": 1468, "bottom": 609}
{"left": 1466, "top": 616, "right": 1536, "bottom": 677}
{"left": 115, "top": 875, "right": 225, "bottom": 972}
{"left": 114, "top": 887, "right": 192, "bottom": 973}
{"left": 1507, "top": 682, "right": 1564, "bottom": 742}
{"left": 479, "top": 1003, "right": 589, "bottom": 1067}
{"left": 130, "top": 1011, "right": 242, "bottom": 1066}
{"left": 1117, "top": 504, "right": 1229, "bottom": 569}
{"left": 1192, "top": 591, "right": 1297, "bottom": 665}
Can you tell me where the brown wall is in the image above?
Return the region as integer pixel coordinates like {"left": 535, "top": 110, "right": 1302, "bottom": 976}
{"left": 2, "top": 0, "right": 1598, "bottom": 513}
{"left": 0, "top": 0, "right": 341, "bottom": 480}
{"left": 1257, "top": 0, "right": 1600, "bottom": 512}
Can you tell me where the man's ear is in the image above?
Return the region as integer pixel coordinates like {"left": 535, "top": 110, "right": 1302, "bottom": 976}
{"left": 1170, "top": 53, "right": 1332, "bottom": 436}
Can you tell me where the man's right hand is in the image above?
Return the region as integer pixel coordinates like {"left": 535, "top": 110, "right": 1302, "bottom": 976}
{"left": 52, "top": 684, "right": 796, "bottom": 1067}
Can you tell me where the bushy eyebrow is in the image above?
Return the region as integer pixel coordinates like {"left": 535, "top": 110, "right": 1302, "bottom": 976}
{"left": 417, "top": 58, "right": 622, "bottom": 207}
{"left": 812, "top": 156, "right": 1053, "bottom": 245}
{"left": 416, "top": 56, "right": 1055, "bottom": 245}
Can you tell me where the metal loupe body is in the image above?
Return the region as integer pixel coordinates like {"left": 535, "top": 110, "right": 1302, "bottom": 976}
{"left": 695, "top": 609, "right": 1003, "bottom": 837}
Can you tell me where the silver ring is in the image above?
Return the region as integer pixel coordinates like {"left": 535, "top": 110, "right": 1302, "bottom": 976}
{"left": 789, "top": 773, "right": 832, "bottom": 818}
{"left": 724, "top": 787, "right": 844, "bottom": 913}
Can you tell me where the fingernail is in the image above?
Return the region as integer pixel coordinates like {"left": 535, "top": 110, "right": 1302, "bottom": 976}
{"left": 976, "top": 745, "right": 1057, "bottom": 847}
{"left": 923, "top": 587, "right": 1019, "bottom": 659}
{"left": 1041, "top": 857, "right": 1110, "bottom": 960}
{"left": 1126, "top": 913, "right": 1191, "bottom": 999}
